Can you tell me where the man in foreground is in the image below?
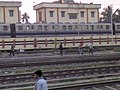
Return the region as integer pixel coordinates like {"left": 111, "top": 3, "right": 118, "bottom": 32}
{"left": 34, "top": 70, "right": 48, "bottom": 90}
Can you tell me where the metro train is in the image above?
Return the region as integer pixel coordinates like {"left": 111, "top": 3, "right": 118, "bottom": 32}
{"left": 0, "top": 22, "right": 119, "bottom": 37}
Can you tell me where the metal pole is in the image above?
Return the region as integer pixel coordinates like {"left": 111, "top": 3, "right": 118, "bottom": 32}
{"left": 55, "top": 25, "right": 58, "bottom": 52}
{"left": 110, "top": 5, "right": 114, "bottom": 44}
{"left": 78, "top": 30, "right": 79, "bottom": 36}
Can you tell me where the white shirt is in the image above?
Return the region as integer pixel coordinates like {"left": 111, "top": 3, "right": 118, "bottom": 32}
{"left": 35, "top": 77, "right": 48, "bottom": 90}
{"left": 86, "top": 43, "right": 93, "bottom": 49}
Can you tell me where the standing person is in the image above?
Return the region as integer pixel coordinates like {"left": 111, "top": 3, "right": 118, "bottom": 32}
{"left": 88, "top": 43, "right": 93, "bottom": 54}
{"left": 59, "top": 42, "right": 63, "bottom": 55}
{"left": 9, "top": 45, "right": 15, "bottom": 56}
{"left": 78, "top": 42, "right": 83, "bottom": 54}
{"left": 34, "top": 70, "right": 48, "bottom": 90}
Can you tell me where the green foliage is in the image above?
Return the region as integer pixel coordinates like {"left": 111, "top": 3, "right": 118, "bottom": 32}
{"left": 100, "top": 7, "right": 120, "bottom": 23}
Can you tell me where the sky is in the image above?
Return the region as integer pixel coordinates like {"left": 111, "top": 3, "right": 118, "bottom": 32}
{"left": 2, "top": 0, "right": 120, "bottom": 23}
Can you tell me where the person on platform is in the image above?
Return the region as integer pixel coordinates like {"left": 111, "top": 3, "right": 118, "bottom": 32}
{"left": 33, "top": 70, "right": 48, "bottom": 90}
{"left": 9, "top": 45, "right": 15, "bottom": 56}
{"left": 59, "top": 42, "right": 63, "bottom": 55}
{"left": 78, "top": 42, "right": 84, "bottom": 54}
{"left": 87, "top": 43, "right": 93, "bottom": 54}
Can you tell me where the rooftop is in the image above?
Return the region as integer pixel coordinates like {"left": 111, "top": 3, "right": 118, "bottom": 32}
{"left": 0, "top": 1, "right": 21, "bottom": 7}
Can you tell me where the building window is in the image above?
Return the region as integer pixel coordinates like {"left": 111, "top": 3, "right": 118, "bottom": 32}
{"left": 80, "top": 11, "right": 84, "bottom": 17}
{"left": 49, "top": 11, "right": 54, "bottom": 17}
{"left": 9, "top": 10, "right": 14, "bottom": 17}
{"left": 68, "top": 13, "right": 77, "bottom": 19}
{"left": 91, "top": 11, "right": 95, "bottom": 17}
{"left": 61, "top": 11, "right": 65, "bottom": 17}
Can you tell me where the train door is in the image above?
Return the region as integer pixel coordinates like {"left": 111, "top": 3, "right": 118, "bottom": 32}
{"left": 10, "top": 23, "right": 16, "bottom": 38}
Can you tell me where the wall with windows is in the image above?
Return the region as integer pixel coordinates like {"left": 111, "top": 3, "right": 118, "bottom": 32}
{"left": 0, "top": 8, "right": 4, "bottom": 23}
{"left": 34, "top": 3, "right": 101, "bottom": 23}
{"left": 79, "top": 9, "right": 87, "bottom": 23}
{"left": 88, "top": 9, "right": 99, "bottom": 22}
{"left": 36, "top": 9, "right": 45, "bottom": 23}
{"left": 46, "top": 9, "right": 58, "bottom": 23}
{"left": 0, "top": 1, "right": 21, "bottom": 24}
{"left": 5, "top": 7, "right": 19, "bottom": 23}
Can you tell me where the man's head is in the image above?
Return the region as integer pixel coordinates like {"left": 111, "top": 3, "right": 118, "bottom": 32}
{"left": 34, "top": 70, "right": 43, "bottom": 79}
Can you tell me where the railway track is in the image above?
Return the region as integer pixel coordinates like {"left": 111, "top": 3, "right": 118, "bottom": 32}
{"left": 0, "top": 53, "right": 120, "bottom": 89}
{"left": 0, "top": 53, "right": 119, "bottom": 76}
{"left": 0, "top": 53, "right": 119, "bottom": 68}
{"left": 1, "top": 64, "right": 120, "bottom": 83}
{"left": 0, "top": 63, "right": 120, "bottom": 89}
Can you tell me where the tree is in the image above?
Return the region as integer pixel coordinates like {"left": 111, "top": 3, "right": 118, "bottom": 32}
{"left": 21, "top": 12, "right": 30, "bottom": 23}
{"left": 100, "top": 6, "right": 112, "bottom": 23}
{"left": 100, "top": 6, "right": 120, "bottom": 23}
{"left": 113, "top": 9, "right": 120, "bottom": 23}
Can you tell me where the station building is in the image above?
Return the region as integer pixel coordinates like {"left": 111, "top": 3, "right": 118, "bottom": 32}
{"left": 0, "top": 1, "right": 21, "bottom": 24}
{"left": 33, "top": 0, "right": 101, "bottom": 23}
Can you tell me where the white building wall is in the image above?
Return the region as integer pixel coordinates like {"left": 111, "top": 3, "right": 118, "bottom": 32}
{"left": 36, "top": 10, "right": 39, "bottom": 22}
{"left": 88, "top": 9, "right": 98, "bottom": 23}
{"left": 36, "top": 9, "right": 46, "bottom": 23}
{"left": 0, "top": 7, "right": 4, "bottom": 23}
{"left": 79, "top": 9, "right": 87, "bottom": 23}
{"left": 0, "top": 1, "right": 21, "bottom": 23}
{"left": 5, "top": 7, "right": 19, "bottom": 23}
{"left": 34, "top": 3, "right": 101, "bottom": 23}
{"left": 67, "top": 9, "right": 78, "bottom": 23}
{"left": 46, "top": 9, "right": 58, "bottom": 23}
{"left": 59, "top": 9, "right": 69, "bottom": 23}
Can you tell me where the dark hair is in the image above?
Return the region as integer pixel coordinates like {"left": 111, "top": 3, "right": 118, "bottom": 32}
{"left": 34, "top": 70, "right": 43, "bottom": 77}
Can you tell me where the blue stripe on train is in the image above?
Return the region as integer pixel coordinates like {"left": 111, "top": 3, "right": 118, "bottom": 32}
{"left": 0, "top": 30, "right": 112, "bottom": 36}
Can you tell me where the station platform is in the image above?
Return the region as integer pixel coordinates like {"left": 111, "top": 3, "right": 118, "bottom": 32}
{"left": 0, "top": 50, "right": 118, "bottom": 60}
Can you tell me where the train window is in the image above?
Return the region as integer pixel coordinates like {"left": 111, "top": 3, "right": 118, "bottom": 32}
{"left": 79, "top": 25, "right": 82, "bottom": 30}
{"left": 75, "top": 25, "right": 78, "bottom": 29}
{"left": 38, "top": 25, "right": 42, "bottom": 30}
{"left": 68, "top": 25, "right": 72, "bottom": 30}
{"left": 63, "top": 26, "right": 67, "bottom": 30}
{"left": 26, "top": 26, "right": 30, "bottom": 30}
{"left": 106, "top": 25, "right": 110, "bottom": 29}
{"left": 3, "top": 26, "right": 8, "bottom": 31}
{"left": 52, "top": 25, "right": 55, "bottom": 29}
{"left": 31, "top": 26, "right": 34, "bottom": 29}
{"left": 117, "top": 25, "right": 120, "bottom": 29}
{"left": 100, "top": 25, "right": 103, "bottom": 29}
{"left": 85, "top": 25, "right": 89, "bottom": 30}
{"left": 18, "top": 26, "right": 23, "bottom": 30}
{"left": 44, "top": 26, "right": 48, "bottom": 31}
{"left": 90, "top": 25, "right": 94, "bottom": 30}
{"left": 97, "top": 25, "right": 99, "bottom": 29}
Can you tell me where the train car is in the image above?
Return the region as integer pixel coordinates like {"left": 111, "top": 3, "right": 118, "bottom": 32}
{"left": 0, "top": 22, "right": 118, "bottom": 37}
{"left": 115, "top": 23, "right": 120, "bottom": 35}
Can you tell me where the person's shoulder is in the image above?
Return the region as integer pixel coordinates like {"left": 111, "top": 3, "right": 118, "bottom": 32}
{"left": 38, "top": 78, "right": 46, "bottom": 82}
{"left": 37, "top": 79, "right": 43, "bottom": 84}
